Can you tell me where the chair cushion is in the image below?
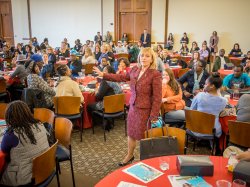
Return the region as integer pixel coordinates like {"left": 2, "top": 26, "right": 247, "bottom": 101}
{"left": 186, "top": 129, "right": 214, "bottom": 140}
{"left": 35, "top": 170, "right": 56, "bottom": 187}
{"left": 55, "top": 113, "right": 81, "bottom": 120}
{"left": 56, "top": 145, "right": 70, "bottom": 162}
{"left": 93, "top": 111, "right": 124, "bottom": 118}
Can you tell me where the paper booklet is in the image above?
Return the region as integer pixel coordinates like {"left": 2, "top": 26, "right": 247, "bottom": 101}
{"left": 168, "top": 175, "right": 212, "bottom": 187}
{"left": 122, "top": 162, "right": 163, "bottom": 183}
{"left": 117, "top": 181, "right": 147, "bottom": 187}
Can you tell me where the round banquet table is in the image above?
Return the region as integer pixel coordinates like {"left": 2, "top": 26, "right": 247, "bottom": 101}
{"left": 95, "top": 156, "right": 232, "bottom": 187}
{"left": 229, "top": 57, "right": 243, "bottom": 66}
{"left": 218, "top": 69, "right": 233, "bottom": 79}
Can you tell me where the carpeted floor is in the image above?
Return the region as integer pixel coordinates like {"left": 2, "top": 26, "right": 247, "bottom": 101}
{"left": 52, "top": 119, "right": 211, "bottom": 187}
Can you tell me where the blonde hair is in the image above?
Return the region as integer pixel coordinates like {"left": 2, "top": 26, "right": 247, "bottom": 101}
{"left": 137, "top": 47, "right": 157, "bottom": 69}
{"left": 85, "top": 47, "right": 94, "bottom": 57}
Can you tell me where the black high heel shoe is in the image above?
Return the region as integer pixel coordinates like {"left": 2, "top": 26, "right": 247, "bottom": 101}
{"left": 118, "top": 156, "right": 135, "bottom": 166}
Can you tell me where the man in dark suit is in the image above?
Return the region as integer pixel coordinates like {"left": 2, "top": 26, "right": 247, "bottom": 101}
{"left": 140, "top": 29, "right": 151, "bottom": 47}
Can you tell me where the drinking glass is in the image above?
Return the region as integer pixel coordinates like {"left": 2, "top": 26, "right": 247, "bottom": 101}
{"left": 233, "top": 179, "right": 246, "bottom": 187}
{"left": 159, "top": 157, "right": 169, "bottom": 171}
{"left": 216, "top": 180, "right": 232, "bottom": 187}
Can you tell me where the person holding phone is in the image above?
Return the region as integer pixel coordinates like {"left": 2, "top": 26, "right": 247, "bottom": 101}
{"left": 93, "top": 47, "right": 162, "bottom": 166}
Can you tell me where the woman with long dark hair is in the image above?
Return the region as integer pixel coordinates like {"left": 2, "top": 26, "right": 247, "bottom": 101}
{"left": 162, "top": 68, "right": 185, "bottom": 123}
{"left": 0, "top": 101, "right": 49, "bottom": 186}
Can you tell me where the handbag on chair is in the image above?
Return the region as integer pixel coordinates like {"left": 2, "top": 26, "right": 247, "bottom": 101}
{"left": 140, "top": 118, "right": 180, "bottom": 160}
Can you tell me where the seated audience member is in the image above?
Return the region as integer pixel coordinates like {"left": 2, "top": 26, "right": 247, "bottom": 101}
{"left": 106, "top": 44, "right": 115, "bottom": 65}
{"left": 229, "top": 43, "right": 242, "bottom": 57}
{"left": 162, "top": 68, "right": 185, "bottom": 123}
{"left": 98, "top": 57, "right": 110, "bottom": 72}
{"left": 190, "top": 41, "right": 200, "bottom": 54}
{"left": 121, "top": 33, "right": 128, "bottom": 43}
{"left": 222, "top": 65, "right": 250, "bottom": 90}
{"left": 74, "top": 39, "right": 82, "bottom": 52}
{"left": 94, "top": 45, "right": 102, "bottom": 60}
{"left": 190, "top": 74, "right": 227, "bottom": 154}
{"left": 57, "top": 41, "right": 70, "bottom": 58}
{"left": 123, "top": 41, "right": 129, "bottom": 52}
{"left": 98, "top": 45, "right": 109, "bottom": 64}
{"left": 180, "top": 32, "right": 189, "bottom": 44}
{"left": 165, "top": 33, "right": 174, "bottom": 50}
{"left": 25, "top": 45, "right": 33, "bottom": 59}
{"left": 236, "top": 94, "right": 250, "bottom": 122}
{"left": 82, "top": 47, "right": 96, "bottom": 65}
{"left": 188, "top": 51, "right": 202, "bottom": 69}
{"left": 42, "top": 52, "right": 49, "bottom": 65}
{"left": 109, "top": 41, "right": 116, "bottom": 52}
{"left": 128, "top": 43, "right": 140, "bottom": 63}
{"left": 80, "top": 44, "right": 87, "bottom": 56}
{"left": 179, "top": 42, "right": 189, "bottom": 55}
{"left": 105, "top": 31, "right": 113, "bottom": 43}
{"left": 40, "top": 38, "right": 49, "bottom": 50}
{"left": 63, "top": 38, "right": 70, "bottom": 49}
{"left": 0, "top": 101, "right": 49, "bottom": 186}
{"left": 161, "top": 49, "right": 174, "bottom": 66}
{"left": 16, "top": 43, "right": 25, "bottom": 55}
{"left": 89, "top": 41, "right": 95, "bottom": 52}
{"left": 34, "top": 45, "right": 42, "bottom": 55}
{"left": 32, "top": 37, "right": 39, "bottom": 47}
{"left": 199, "top": 44, "right": 209, "bottom": 61}
{"left": 244, "top": 60, "right": 250, "bottom": 75}
{"left": 47, "top": 47, "right": 56, "bottom": 65}
{"left": 26, "top": 60, "right": 56, "bottom": 108}
{"left": 11, "top": 50, "right": 19, "bottom": 67}
{"left": 40, "top": 47, "right": 56, "bottom": 79}
{"left": 115, "top": 41, "right": 127, "bottom": 54}
{"left": 153, "top": 48, "right": 165, "bottom": 73}
{"left": 116, "top": 58, "right": 130, "bottom": 75}
{"left": 10, "top": 55, "right": 28, "bottom": 84}
{"left": 67, "top": 50, "right": 82, "bottom": 77}
{"left": 157, "top": 45, "right": 164, "bottom": 56}
{"left": 178, "top": 61, "right": 209, "bottom": 107}
{"left": 241, "top": 51, "right": 250, "bottom": 67}
{"left": 55, "top": 65, "right": 84, "bottom": 103}
{"left": 212, "top": 49, "right": 231, "bottom": 72}
{"left": 87, "top": 65, "right": 122, "bottom": 129}
{"left": 2, "top": 45, "right": 13, "bottom": 59}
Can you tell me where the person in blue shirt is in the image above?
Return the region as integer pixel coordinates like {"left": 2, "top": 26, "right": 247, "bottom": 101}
{"left": 67, "top": 49, "right": 82, "bottom": 77}
{"left": 222, "top": 65, "right": 250, "bottom": 90}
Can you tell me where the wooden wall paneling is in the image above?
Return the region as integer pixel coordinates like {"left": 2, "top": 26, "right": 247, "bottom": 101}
{"left": 134, "top": 0, "right": 147, "bottom": 12}
{"left": 134, "top": 12, "right": 148, "bottom": 42}
{"left": 120, "top": 12, "right": 134, "bottom": 42}
{"left": 120, "top": 0, "right": 133, "bottom": 12}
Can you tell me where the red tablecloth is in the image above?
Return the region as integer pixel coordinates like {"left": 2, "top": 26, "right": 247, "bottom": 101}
{"left": 228, "top": 98, "right": 238, "bottom": 106}
{"left": 96, "top": 156, "right": 232, "bottom": 187}
{"left": 0, "top": 151, "right": 6, "bottom": 173}
{"left": 218, "top": 69, "right": 233, "bottom": 78}
{"left": 78, "top": 76, "right": 132, "bottom": 129}
{"left": 169, "top": 66, "right": 182, "bottom": 77}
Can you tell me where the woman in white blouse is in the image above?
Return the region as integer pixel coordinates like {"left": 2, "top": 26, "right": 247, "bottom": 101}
{"left": 82, "top": 47, "right": 97, "bottom": 65}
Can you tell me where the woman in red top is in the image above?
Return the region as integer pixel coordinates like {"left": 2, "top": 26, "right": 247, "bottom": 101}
{"left": 116, "top": 58, "right": 130, "bottom": 75}
{"left": 94, "top": 48, "right": 162, "bottom": 166}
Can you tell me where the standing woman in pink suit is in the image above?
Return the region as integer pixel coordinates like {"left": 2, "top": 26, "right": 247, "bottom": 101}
{"left": 94, "top": 47, "right": 162, "bottom": 166}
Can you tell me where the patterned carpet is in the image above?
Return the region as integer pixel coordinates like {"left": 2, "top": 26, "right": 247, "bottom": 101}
{"left": 60, "top": 119, "right": 211, "bottom": 182}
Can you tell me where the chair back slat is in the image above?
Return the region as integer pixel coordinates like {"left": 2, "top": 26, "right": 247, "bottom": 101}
{"left": 55, "top": 117, "right": 72, "bottom": 148}
{"left": 185, "top": 110, "right": 215, "bottom": 135}
{"left": 143, "top": 126, "right": 186, "bottom": 154}
{"left": 32, "top": 140, "right": 58, "bottom": 185}
{"left": 34, "top": 108, "right": 55, "bottom": 125}
{"left": 103, "top": 94, "right": 125, "bottom": 113}
{"left": 54, "top": 96, "right": 81, "bottom": 115}
{"left": 228, "top": 120, "right": 250, "bottom": 148}
{"left": 0, "top": 103, "right": 7, "bottom": 119}
{"left": 83, "top": 64, "right": 96, "bottom": 75}
{"left": 0, "top": 79, "right": 7, "bottom": 93}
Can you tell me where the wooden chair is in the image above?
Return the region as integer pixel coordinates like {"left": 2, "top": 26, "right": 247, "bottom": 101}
{"left": 54, "top": 96, "right": 83, "bottom": 142}
{"left": 32, "top": 140, "right": 60, "bottom": 187}
{"left": 144, "top": 126, "right": 187, "bottom": 154}
{"left": 54, "top": 118, "right": 75, "bottom": 187}
{"left": 0, "top": 78, "right": 10, "bottom": 102}
{"left": 83, "top": 64, "right": 96, "bottom": 75}
{"left": 92, "top": 94, "right": 127, "bottom": 141}
{"left": 228, "top": 120, "right": 250, "bottom": 148}
{"left": 177, "top": 68, "right": 189, "bottom": 78}
{"left": 116, "top": 53, "right": 129, "bottom": 59}
{"left": 185, "top": 110, "right": 216, "bottom": 155}
{"left": 0, "top": 103, "right": 7, "bottom": 119}
{"left": 34, "top": 108, "right": 55, "bottom": 125}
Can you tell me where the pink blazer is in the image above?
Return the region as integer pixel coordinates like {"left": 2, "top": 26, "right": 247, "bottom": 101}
{"left": 104, "top": 66, "right": 162, "bottom": 118}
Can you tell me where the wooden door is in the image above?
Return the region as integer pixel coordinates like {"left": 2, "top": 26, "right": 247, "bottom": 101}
{"left": 0, "top": 0, "right": 14, "bottom": 45}
{"left": 115, "top": 0, "right": 152, "bottom": 43}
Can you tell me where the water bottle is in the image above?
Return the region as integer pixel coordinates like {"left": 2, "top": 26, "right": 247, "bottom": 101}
{"left": 228, "top": 151, "right": 238, "bottom": 172}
